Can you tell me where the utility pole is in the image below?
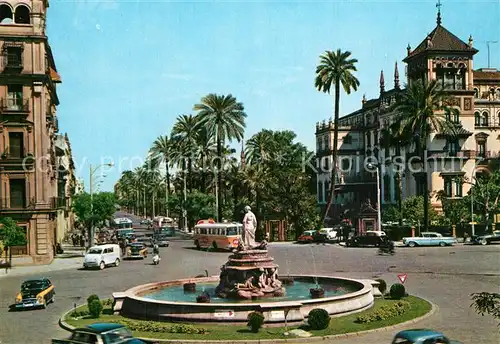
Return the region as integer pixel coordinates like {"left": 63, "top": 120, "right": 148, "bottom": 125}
{"left": 486, "top": 41, "right": 498, "bottom": 68}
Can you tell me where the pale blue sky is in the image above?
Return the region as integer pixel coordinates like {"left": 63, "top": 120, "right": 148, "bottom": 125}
{"left": 47, "top": 0, "right": 500, "bottom": 191}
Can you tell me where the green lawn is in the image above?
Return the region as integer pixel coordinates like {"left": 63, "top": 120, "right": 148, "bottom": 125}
{"left": 64, "top": 296, "right": 431, "bottom": 340}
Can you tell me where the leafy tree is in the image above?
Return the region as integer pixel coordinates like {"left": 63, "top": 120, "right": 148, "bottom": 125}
{"left": 315, "top": 49, "right": 360, "bottom": 224}
{"left": 436, "top": 190, "right": 469, "bottom": 226}
{"left": 467, "top": 170, "right": 500, "bottom": 232}
{"left": 400, "top": 196, "right": 439, "bottom": 228}
{"left": 149, "top": 135, "right": 173, "bottom": 215}
{"left": 72, "top": 192, "right": 117, "bottom": 246}
{"left": 0, "top": 217, "right": 27, "bottom": 261}
{"left": 471, "top": 292, "right": 500, "bottom": 326}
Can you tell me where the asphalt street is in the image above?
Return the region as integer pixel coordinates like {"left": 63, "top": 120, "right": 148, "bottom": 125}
{"left": 0, "top": 216, "right": 498, "bottom": 344}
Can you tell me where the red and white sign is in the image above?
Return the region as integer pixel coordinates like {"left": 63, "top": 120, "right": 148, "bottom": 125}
{"left": 397, "top": 274, "right": 408, "bottom": 284}
{"left": 214, "top": 310, "right": 234, "bottom": 318}
{"left": 197, "top": 218, "right": 216, "bottom": 225}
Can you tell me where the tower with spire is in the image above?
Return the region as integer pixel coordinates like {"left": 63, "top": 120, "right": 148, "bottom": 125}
{"left": 379, "top": 70, "right": 385, "bottom": 95}
{"left": 240, "top": 140, "right": 246, "bottom": 170}
{"left": 394, "top": 62, "right": 400, "bottom": 89}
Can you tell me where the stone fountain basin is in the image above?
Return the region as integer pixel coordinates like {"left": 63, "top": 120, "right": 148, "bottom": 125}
{"left": 112, "top": 275, "right": 375, "bottom": 325}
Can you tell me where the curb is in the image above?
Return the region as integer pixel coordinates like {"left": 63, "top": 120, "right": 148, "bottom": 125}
{"left": 0, "top": 260, "right": 82, "bottom": 279}
{"left": 58, "top": 297, "right": 438, "bottom": 343}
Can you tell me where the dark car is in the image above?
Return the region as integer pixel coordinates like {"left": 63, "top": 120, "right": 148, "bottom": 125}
{"left": 52, "top": 323, "right": 145, "bottom": 343}
{"left": 346, "top": 234, "right": 384, "bottom": 247}
{"left": 472, "top": 230, "right": 500, "bottom": 245}
{"left": 14, "top": 278, "right": 55, "bottom": 309}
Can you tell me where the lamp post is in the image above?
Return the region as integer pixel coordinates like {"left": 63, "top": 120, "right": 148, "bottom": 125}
{"left": 470, "top": 158, "right": 483, "bottom": 237}
{"left": 89, "top": 162, "right": 114, "bottom": 247}
{"left": 368, "top": 163, "right": 382, "bottom": 232}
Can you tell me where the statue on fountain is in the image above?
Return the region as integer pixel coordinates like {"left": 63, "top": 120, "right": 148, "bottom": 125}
{"left": 236, "top": 205, "right": 267, "bottom": 251}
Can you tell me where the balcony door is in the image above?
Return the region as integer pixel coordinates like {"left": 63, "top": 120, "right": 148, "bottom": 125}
{"left": 9, "top": 132, "right": 23, "bottom": 158}
{"left": 7, "top": 85, "right": 23, "bottom": 110}
{"left": 9, "top": 178, "right": 26, "bottom": 208}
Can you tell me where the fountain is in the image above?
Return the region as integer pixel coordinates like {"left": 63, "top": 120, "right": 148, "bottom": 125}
{"left": 111, "top": 209, "right": 379, "bottom": 325}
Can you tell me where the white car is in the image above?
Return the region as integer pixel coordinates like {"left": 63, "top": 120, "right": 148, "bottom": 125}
{"left": 83, "top": 244, "right": 121, "bottom": 270}
{"left": 319, "top": 228, "right": 339, "bottom": 241}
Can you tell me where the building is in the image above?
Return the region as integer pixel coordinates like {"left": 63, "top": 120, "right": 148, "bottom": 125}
{"left": 315, "top": 10, "right": 500, "bottom": 231}
{"left": 0, "top": 0, "right": 63, "bottom": 264}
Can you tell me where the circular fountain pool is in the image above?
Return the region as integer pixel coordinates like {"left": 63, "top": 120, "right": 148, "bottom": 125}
{"left": 112, "top": 275, "right": 377, "bottom": 325}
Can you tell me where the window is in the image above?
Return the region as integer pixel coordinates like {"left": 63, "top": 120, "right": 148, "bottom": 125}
{"left": 14, "top": 5, "right": 30, "bottom": 24}
{"left": 481, "top": 111, "right": 489, "bottom": 126}
{"left": 0, "top": 5, "right": 13, "bottom": 24}
{"left": 8, "top": 132, "right": 23, "bottom": 158}
{"left": 383, "top": 174, "right": 391, "bottom": 202}
{"left": 322, "top": 157, "right": 329, "bottom": 171}
{"left": 474, "top": 111, "right": 481, "bottom": 126}
{"left": 317, "top": 181, "right": 323, "bottom": 203}
{"left": 477, "top": 141, "right": 486, "bottom": 158}
{"left": 324, "top": 181, "right": 330, "bottom": 200}
{"left": 446, "top": 138, "right": 459, "bottom": 156}
{"left": 4, "top": 46, "right": 23, "bottom": 68}
{"left": 342, "top": 135, "right": 352, "bottom": 144}
{"left": 7, "top": 84, "right": 23, "bottom": 109}
{"left": 9, "top": 178, "right": 26, "bottom": 208}
{"left": 474, "top": 88, "right": 479, "bottom": 98}
{"left": 445, "top": 110, "right": 459, "bottom": 123}
{"left": 341, "top": 157, "right": 351, "bottom": 171}
{"left": 496, "top": 88, "right": 500, "bottom": 99}
{"left": 455, "top": 179, "right": 463, "bottom": 197}
{"left": 436, "top": 67, "right": 465, "bottom": 90}
{"left": 444, "top": 177, "right": 452, "bottom": 197}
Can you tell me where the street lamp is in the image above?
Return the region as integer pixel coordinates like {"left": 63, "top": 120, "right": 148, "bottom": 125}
{"left": 367, "top": 163, "right": 382, "bottom": 232}
{"left": 89, "top": 162, "right": 114, "bottom": 247}
{"left": 470, "top": 158, "right": 483, "bottom": 237}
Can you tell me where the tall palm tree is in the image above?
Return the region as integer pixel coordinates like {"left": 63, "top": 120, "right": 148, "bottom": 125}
{"left": 172, "top": 114, "right": 199, "bottom": 192}
{"left": 393, "top": 79, "right": 459, "bottom": 232}
{"left": 194, "top": 126, "right": 216, "bottom": 193}
{"left": 315, "top": 49, "right": 360, "bottom": 223}
{"left": 194, "top": 93, "right": 247, "bottom": 221}
{"left": 150, "top": 135, "right": 173, "bottom": 217}
{"left": 245, "top": 130, "right": 273, "bottom": 165}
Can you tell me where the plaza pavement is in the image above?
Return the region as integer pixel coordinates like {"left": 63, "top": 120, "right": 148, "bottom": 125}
{"left": 0, "top": 234, "right": 498, "bottom": 343}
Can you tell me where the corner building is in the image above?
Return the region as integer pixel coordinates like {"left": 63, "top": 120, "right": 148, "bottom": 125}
{"left": 0, "top": 0, "right": 62, "bottom": 264}
{"left": 315, "top": 13, "right": 500, "bottom": 228}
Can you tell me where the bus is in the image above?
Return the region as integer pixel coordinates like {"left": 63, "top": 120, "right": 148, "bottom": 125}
{"left": 193, "top": 222, "right": 243, "bottom": 250}
{"left": 112, "top": 218, "right": 134, "bottom": 238}
{"left": 152, "top": 216, "right": 176, "bottom": 236}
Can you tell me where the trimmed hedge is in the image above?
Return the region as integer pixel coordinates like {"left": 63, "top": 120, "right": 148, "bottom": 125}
{"left": 109, "top": 319, "right": 208, "bottom": 334}
{"left": 356, "top": 300, "right": 410, "bottom": 323}
{"left": 390, "top": 283, "right": 406, "bottom": 300}
{"left": 247, "top": 311, "right": 265, "bottom": 333}
{"left": 307, "top": 309, "right": 330, "bottom": 330}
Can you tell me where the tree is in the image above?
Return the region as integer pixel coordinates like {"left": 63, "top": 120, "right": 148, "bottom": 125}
{"left": 471, "top": 292, "right": 500, "bottom": 326}
{"left": 73, "top": 192, "right": 117, "bottom": 247}
{"left": 149, "top": 135, "right": 173, "bottom": 216}
{"left": 172, "top": 114, "right": 199, "bottom": 191}
{"left": 315, "top": 49, "right": 360, "bottom": 224}
{"left": 436, "top": 190, "right": 469, "bottom": 227}
{"left": 0, "top": 217, "right": 27, "bottom": 263}
{"left": 467, "top": 170, "right": 500, "bottom": 232}
{"left": 400, "top": 195, "right": 439, "bottom": 229}
{"left": 392, "top": 79, "right": 460, "bottom": 232}
{"left": 194, "top": 93, "right": 247, "bottom": 222}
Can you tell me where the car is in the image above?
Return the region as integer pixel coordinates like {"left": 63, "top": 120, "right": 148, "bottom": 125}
{"left": 52, "top": 323, "right": 146, "bottom": 343}
{"left": 392, "top": 329, "right": 463, "bottom": 343}
{"left": 152, "top": 234, "right": 170, "bottom": 247}
{"left": 402, "top": 232, "right": 457, "bottom": 247}
{"left": 83, "top": 244, "right": 121, "bottom": 270}
{"left": 14, "top": 278, "right": 55, "bottom": 309}
{"left": 346, "top": 232, "right": 385, "bottom": 247}
{"left": 125, "top": 243, "right": 148, "bottom": 259}
{"left": 471, "top": 230, "right": 500, "bottom": 245}
{"left": 135, "top": 236, "right": 153, "bottom": 247}
{"left": 297, "top": 230, "right": 323, "bottom": 243}
{"left": 318, "top": 227, "right": 339, "bottom": 242}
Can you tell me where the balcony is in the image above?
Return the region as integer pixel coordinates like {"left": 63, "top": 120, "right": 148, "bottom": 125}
{"left": 0, "top": 98, "right": 29, "bottom": 115}
{"left": 477, "top": 150, "right": 500, "bottom": 160}
{"left": 0, "top": 196, "right": 29, "bottom": 211}
{"left": 427, "top": 150, "right": 476, "bottom": 159}
{"left": 51, "top": 196, "right": 68, "bottom": 209}
{"left": 0, "top": 152, "right": 35, "bottom": 171}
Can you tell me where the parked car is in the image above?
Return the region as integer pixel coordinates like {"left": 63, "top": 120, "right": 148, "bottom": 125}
{"left": 471, "top": 230, "right": 500, "bottom": 245}
{"left": 297, "top": 230, "right": 323, "bottom": 243}
{"left": 346, "top": 232, "right": 385, "bottom": 247}
{"left": 52, "top": 323, "right": 145, "bottom": 344}
{"left": 402, "top": 232, "right": 457, "bottom": 247}
{"left": 125, "top": 243, "right": 148, "bottom": 259}
{"left": 13, "top": 278, "right": 55, "bottom": 309}
{"left": 83, "top": 244, "right": 121, "bottom": 270}
{"left": 392, "top": 329, "right": 463, "bottom": 343}
{"left": 318, "top": 227, "right": 339, "bottom": 242}
{"left": 153, "top": 234, "right": 170, "bottom": 247}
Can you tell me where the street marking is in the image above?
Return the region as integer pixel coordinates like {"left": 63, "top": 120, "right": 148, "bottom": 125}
{"left": 397, "top": 274, "right": 407, "bottom": 284}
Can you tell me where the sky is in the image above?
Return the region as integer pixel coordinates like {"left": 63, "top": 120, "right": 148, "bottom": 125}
{"left": 46, "top": 0, "right": 500, "bottom": 192}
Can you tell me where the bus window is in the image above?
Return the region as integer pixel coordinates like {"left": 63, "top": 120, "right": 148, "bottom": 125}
{"left": 201, "top": 228, "right": 207, "bottom": 235}
{"left": 237, "top": 227, "right": 242, "bottom": 235}
{"left": 227, "top": 227, "right": 237, "bottom": 235}
{"left": 220, "top": 228, "right": 226, "bottom": 236}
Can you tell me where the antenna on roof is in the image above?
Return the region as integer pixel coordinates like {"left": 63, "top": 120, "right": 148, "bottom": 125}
{"left": 486, "top": 41, "right": 498, "bottom": 68}
{"left": 436, "top": 0, "right": 442, "bottom": 25}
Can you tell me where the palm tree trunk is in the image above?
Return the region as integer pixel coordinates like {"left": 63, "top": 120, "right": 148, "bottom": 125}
{"left": 322, "top": 80, "right": 341, "bottom": 224}
{"left": 422, "top": 141, "right": 429, "bottom": 232}
{"left": 188, "top": 158, "right": 193, "bottom": 192}
{"left": 200, "top": 154, "right": 206, "bottom": 193}
{"left": 165, "top": 162, "right": 170, "bottom": 217}
{"left": 216, "top": 126, "right": 223, "bottom": 222}
{"left": 397, "top": 172, "right": 403, "bottom": 226}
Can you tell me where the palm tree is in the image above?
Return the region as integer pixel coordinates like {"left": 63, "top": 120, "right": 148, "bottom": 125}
{"left": 194, "top": 126, "right": 216, "bottom": 193}
{"left": 172, "top": 114, "right": 199, "bottom": 192}
{"left": 393, "top": 79, "right": 459, "bottom": 232}
{"left": 315, "top": 49, "right": 360, "bottom": 223}
{"left": 150, "top": 135, "right": 173, "bottom": 216}
{"left": 245, "top": 130, "right": 273, "bottom": 165}
{"left": 194, "top": 93, "right": 247, "bottom": 221}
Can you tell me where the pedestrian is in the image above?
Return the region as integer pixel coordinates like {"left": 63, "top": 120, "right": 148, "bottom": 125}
{"left": 463, "top": 231, "right": 469, "bottom": 243}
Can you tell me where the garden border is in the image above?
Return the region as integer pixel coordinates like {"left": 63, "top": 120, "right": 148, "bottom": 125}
{"left": 59, "top": 296, "right": 437, "bottom": 343}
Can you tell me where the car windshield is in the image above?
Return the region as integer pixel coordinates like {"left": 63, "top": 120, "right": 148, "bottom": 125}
{"left": 102, "top": 327, "right": 133, "bottom": 343}
{"left": 88, "top": 248, "right": 103, "bottom": 254}
{"left": 22, "top": 281, "right": 44, "bottom": 290}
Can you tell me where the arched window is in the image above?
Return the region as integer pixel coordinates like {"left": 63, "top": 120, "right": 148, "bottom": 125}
{"left": 0, "top": 4, "right": 13, "bottom": 24}
{"left": 496, "top": 88, "right": 500, "bottom": 100}
{"left": 474, "top": 88, "right": 479, "bottom": 98}
{"left": 317, "top": 181, "right": 323, "bottom": 203}
{"left": 474, "top": 111, "right": 481, "bottom": 126}
{"left": 14, "top": 5, "right": 30, "bottom": 24}
{"left": 482, "top": 111, "right": 489, "bottom": 126}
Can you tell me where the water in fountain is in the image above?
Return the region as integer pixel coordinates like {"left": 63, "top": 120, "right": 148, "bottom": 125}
{"left": 309, "top": 246, "right": 320, "bottom": 289}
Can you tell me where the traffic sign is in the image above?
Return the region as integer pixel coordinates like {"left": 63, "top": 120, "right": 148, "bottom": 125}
{"left": 397, "top": 274, "right": 407, "bottom": 284}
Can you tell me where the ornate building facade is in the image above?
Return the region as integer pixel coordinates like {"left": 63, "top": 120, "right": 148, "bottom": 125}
{"left": 0, "top": 0, "right": 64, "bottom": 264}
{"left": 315, "top": 12, "right": 500, "bottom": 228}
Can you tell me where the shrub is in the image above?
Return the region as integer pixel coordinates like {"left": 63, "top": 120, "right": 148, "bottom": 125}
{"left": 307, "top": 308, "right": 330, "bottom": 330}
{"left": 390, "top": 283, "right": 406, "bottom": 300}
{"left": 88, "top": 299, "right": 103, "bottom": 318}
{"left": 375, "top": 279, "right": 387, "bottom": 295}
{"left": 247, "top": 311, "right": 265, "bottom": 333}
{"left": 70, "top": 310, "right": 89, "bottom": 318}
{"left": 87, "top": 294, "right": 100, "bottom": 307}
{"left": 356, "top": 300, "right": 411, "bottom": 323}
{"left": 107, "top": 319, "right": 208, "bottom": 334}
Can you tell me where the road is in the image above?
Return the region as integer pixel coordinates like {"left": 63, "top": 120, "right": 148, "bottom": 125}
{"left": 0, "top": 215, "right": 498, "bottom": 343}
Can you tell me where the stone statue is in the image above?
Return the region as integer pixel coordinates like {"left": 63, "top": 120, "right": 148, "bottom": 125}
{"left": 242, "top": 205, "right": 257, "bottom": 249}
